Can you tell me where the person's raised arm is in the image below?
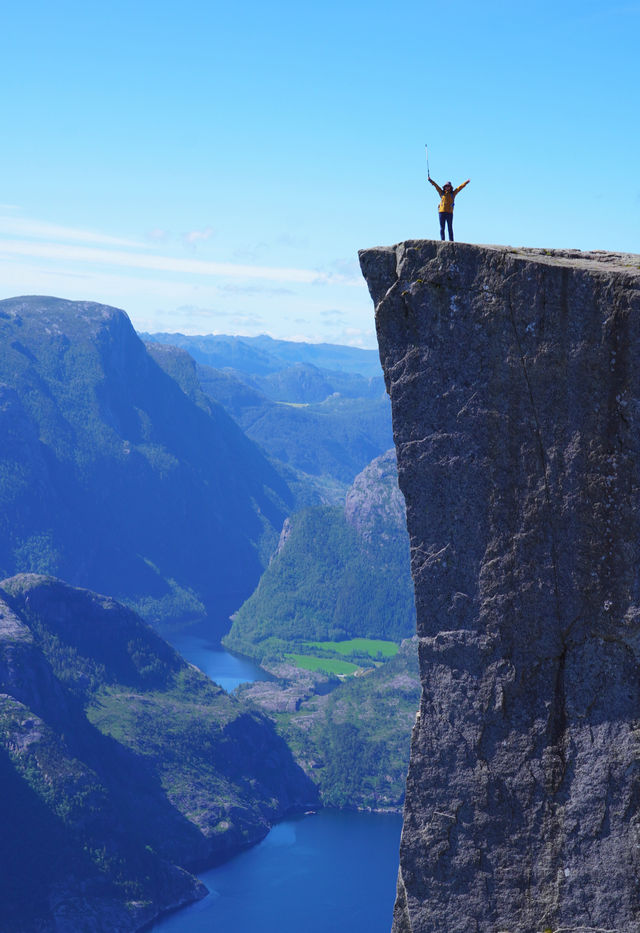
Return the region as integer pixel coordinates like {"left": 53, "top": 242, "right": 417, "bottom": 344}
{"left": 428, "top": 177, "right": 443, "bottom": 194}
{"left": 454, "top": 179, "right": 471, "bottom": 195}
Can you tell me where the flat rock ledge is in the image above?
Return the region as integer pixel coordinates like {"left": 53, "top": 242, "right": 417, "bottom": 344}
{"left": 359, "top": 240, "right": 640, "bottom": 932}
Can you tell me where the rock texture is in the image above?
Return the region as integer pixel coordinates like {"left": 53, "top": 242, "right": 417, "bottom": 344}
{"left": 344, "top": 448, "right": 407, "bottom": 543}
{"left": 0, "top": 573, "right": 317, "bottom": 932}
{"left": 359, "top": 240, "right": 640, "bottom": 932}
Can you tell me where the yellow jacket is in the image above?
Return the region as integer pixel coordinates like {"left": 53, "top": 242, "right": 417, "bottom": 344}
{"left": 429, "top": 178, "right": 469, "bottom": 212}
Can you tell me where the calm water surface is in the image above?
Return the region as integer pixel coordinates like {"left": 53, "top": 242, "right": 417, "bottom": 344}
{"left": 167, "top": 631, "right": 270, "bottom": 692}
{"left": 156, "top": 635, "right": 402, "bottom": 932}
{"left": 152, "top": 809, "right": 402, "bottom": 933}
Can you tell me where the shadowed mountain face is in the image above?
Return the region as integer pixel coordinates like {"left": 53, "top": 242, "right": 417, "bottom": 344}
{"left": 145, "top": 331, "right": 393, "bottom": 486}
{"left": 0, "top": 573, "right": 317, "bottom": 933}
{"left": 0, "top": 297, "right": 293, "bottom": 629}
{"left": 361, "top": 240, "right": 640, "bottom": 933}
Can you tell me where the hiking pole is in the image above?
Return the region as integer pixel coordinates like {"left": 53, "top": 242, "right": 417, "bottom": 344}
{"left": 425, "top": 143, "right": 430, "bottom": 179}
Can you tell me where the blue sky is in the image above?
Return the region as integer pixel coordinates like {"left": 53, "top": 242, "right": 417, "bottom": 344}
{"left": 1, "top": 0, "right": 638, "bottom": 347}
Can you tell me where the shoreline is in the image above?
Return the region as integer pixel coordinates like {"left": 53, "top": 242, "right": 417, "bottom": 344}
{"left": 139, "top": 805, "right": 404, "bottom": 931}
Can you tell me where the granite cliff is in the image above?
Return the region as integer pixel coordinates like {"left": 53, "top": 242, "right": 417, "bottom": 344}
{"left": 359, "top": 240, "right": 640, "bottom": 932}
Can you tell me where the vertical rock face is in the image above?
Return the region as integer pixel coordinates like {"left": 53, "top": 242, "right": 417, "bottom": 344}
{"left": 359, "top": 240, "right": 640, "bottom": 932}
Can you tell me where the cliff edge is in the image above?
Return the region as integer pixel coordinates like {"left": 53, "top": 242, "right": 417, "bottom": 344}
{"left": 359, "top": 240, "right": 640, "bottom": 932}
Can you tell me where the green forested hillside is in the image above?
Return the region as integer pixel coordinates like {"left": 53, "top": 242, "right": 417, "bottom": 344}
{"left": 273, "top": 638, "right": 419, "bottom": 809}
{"left": 145, "top": 331, "right": 393, "bottom": 485}
{"left": 1, "top": 302, "right": 418, "bottom": 848}
{"left": 0, "top": 297, "right": 293, "bottom": 630}
{"left": 218, "top": 448, "right": 418, "bottom": 809}
{"left": 0, "top": 574, "right": 317, "bottom": 932}
{"left": 237, "top": 637, "right": 420, "bottom": 810}
{"left": 250, "top": 362, "right": 382, "bottom": 403}
{"left": 223, "top": 450, "right": 415, "bottom": 662}
{"left": 200, "top": 371, "right": 392, "bottom": 484}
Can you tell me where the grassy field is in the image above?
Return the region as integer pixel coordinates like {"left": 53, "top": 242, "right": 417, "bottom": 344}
{"left": 284, "top": 638, "right": 400, "bottom": 676}
{"left": 304, "top": 638, "right": 399, "bottom": 659}
{"left": 285, "top": 654, "right": 361, "bottom": 675}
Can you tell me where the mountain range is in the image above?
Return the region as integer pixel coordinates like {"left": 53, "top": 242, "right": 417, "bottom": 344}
{"left": 141, "top": 332, "right": 383, "bottom": 378}
{"left": 0, "top": 297, "right": 294, "bottom": 631}
{"left": 1, "top": 296, "right": 416, "bottom": 931}
{"left": 0, "top": 573, "right": 316, "bottom": 932}
{"left": 145, "top": 331, "right": 393, "bottom": 486}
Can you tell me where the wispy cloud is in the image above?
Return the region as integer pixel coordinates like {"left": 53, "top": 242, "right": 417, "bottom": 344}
{"left": 175, "top": 304, "right": 265, "bottom": 326}
{"left": 0, "top": 215, "right": 149, "bottom": 249}
{"left": 336, "top": 327, "right": 378, "bottom": 349}
{"left": 321, "top": 256, "right": 362, "bottom": 283}
{"left": 147, "top": 228, "right": 170, "bottom": 242}
{"left": 184, "top": 226, "right": 215, "bottom": 246}
{"left": 218, "top": 283, "right": 295, "bottom": 296}
{"left": 0, "top": 214, "right": 372, "bottom": 345}
{"left": 0, "top": 237, "right": 355, "bottom": 285}
{"left": 231, "top": 242, "right": 269, "bottom": 263}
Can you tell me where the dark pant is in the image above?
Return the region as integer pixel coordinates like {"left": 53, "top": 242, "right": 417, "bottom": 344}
{"left": 439, "top": 211, "right": 453, "bottom": 241}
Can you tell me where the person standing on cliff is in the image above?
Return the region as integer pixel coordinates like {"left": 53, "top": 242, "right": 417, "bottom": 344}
{"left": 428, "top": 176, "right": 470, "bottom": 241}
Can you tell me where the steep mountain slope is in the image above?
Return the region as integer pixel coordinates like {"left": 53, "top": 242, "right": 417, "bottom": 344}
{"left": 144, "top": 331, "right": 393, "bottom": 485}
{"left": 0, "top": 574, "right": 317, "bottom": 933}
{"left": 197, "top": 364, "right": 392, "bottom": 484}
{"left": 248, "top": 361, "right": 382, "bottom": 403}
{"left": 223, "top": 449, "right": 415, "bottom": 660}
{"left": 141, "top": 343, "right": 344, "bottom": 509}
{"left": 0, "top": 297, "right": 293, "bottom": 629}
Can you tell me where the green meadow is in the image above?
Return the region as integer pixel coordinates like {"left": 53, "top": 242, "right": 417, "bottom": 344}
{"left": 305, "top": 637, "right": 399, "bottom": 659}
{"left": 285, "top": 654, "right": 360, "bottom": 675}
{"left": 285, "top": 637, "right": 400, "bottom": 675}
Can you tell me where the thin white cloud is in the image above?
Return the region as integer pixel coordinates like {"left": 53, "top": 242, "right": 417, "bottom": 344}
{"left": 184, "top": 226, "right": 215, "bottom": 245}
{"left": 175, "top": 304, "right": 265, "bottom": 326}
{"left": 0, "top": 237, "right": 362, "bottom": 286}
{"left": 218, "top": 283, "right": 295, "bottom": 296}
{"left": 0, "top": 215, "right": 149, "bottom": 249}
{"left": 335, "top": 327, "right": 378, "bottom": 349}
{"left": 0, "top": 251, "right": 376, "bottom": 347}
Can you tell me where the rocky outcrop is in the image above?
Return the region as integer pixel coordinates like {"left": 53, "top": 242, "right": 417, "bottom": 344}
{"left": 0, "top": 574, "right": 317, "bottom": 932}
{"left": 344, "top": 448, "right": 407, "bottom": 543}
{"left": 360, "top": 240, "right": 640, "bottom": 932}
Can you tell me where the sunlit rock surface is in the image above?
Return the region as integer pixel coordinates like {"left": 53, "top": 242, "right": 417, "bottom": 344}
{"left": 360, "top": 240, "right": 640, "bottom": 932}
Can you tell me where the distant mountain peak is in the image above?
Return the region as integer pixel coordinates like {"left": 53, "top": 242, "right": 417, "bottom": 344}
{"left": 0, "top": 296, "right": 293, "bottom": 630}
{"left": 344, "top": 449, "right": 407, "bottom": 542}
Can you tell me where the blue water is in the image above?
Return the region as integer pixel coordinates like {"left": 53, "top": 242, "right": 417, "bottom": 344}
{"left": 152, "top": 809, "right": 402, "bottom": 933}
{"left": 167, "top": 632, "right": 270, "bottom": 692}
{"left": 156, "top": 636, "right": 403, "bottom": 932}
